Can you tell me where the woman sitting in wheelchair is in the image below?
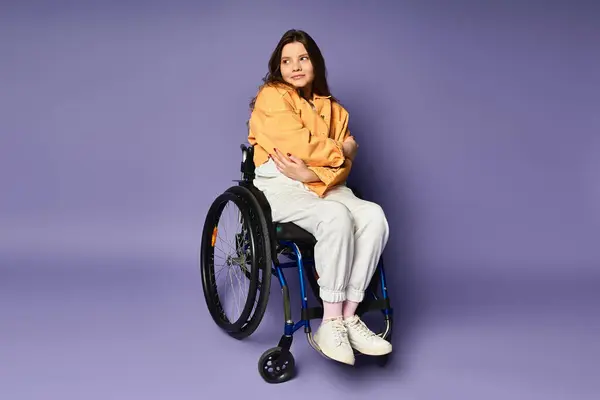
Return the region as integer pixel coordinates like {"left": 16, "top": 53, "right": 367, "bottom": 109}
{"left": 247, "top": 29, "right": 392, "bottom": 365}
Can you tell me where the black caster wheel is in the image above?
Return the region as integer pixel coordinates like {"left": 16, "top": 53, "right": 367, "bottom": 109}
{"left": 258, "top": 347, "right": 295, "bottom": 384}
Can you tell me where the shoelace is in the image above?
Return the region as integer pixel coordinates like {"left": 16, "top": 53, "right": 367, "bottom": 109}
{"left": 348, "top": 318, "right": 376, "bottom": 338}
{"left": 330, "top": 319, "right": 350, "bottom": 347}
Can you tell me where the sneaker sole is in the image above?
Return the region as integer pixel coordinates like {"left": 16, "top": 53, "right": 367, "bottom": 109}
{"left": 320, "top": 350, "right": 355, "bottom": 365}
{"left": 351, "top": 344, "right": 392, "bottom": 356}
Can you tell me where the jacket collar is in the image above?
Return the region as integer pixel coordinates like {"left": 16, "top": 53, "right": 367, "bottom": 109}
{"left": 269, "top": 82, "right": 332, "bottom": 101}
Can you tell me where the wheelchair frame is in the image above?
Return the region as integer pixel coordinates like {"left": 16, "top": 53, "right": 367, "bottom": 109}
{"left": 200, "top": 143, "right": 394, "bottom": 384}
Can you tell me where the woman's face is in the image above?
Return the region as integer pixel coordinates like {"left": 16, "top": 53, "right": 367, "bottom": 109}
{"left": 280, "top": 41, "right": 314, "bottom": 92}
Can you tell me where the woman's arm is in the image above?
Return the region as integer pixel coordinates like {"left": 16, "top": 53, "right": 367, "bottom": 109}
{"left": 249, "top": 86, "right": 345, "bottom": 168}
{"left": 307, "top": 158, "right": 353, "bottom": 188}
{"left": 270, "top": 148, "right": 351, "bottom": 186}
{"left": 307, "top": 135, "right": 357, "bottom": 187}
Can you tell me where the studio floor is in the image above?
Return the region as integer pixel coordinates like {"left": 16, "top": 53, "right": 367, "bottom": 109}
{"left": 2, "top": 253, "right": 598, "bottom": 400}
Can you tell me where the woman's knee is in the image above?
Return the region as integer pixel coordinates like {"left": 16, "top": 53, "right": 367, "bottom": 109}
{"left": 365, "top": 203, "right": 390, "bottom": 239}
{"left": 318, "top": 202, "right": 354, "bottom": 232}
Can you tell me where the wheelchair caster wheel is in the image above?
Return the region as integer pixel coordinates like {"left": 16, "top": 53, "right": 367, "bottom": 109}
{"left": 258, "top": 346, "right": 295, "bottom": 384}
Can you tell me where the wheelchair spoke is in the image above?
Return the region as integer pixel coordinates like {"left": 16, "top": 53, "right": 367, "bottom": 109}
{"left": 220, "top": 203, "right": 238, "bottom": 253}
{"left": 227, "top": 267, "right": 238, "bottom": 319}
{"left": 206, "top": 196, "right": 258, "bottom": 325}
{"left": 235, "top": 266, "right": 247, "bottom": 317}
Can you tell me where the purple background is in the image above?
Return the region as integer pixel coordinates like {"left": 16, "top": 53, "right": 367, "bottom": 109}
{"left": 2, "top": 0, "right": 599, "bottom": 398}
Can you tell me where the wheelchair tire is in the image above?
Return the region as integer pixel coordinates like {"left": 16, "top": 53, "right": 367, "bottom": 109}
{"left": 225, "top": 185, "right": 273, "bottom": 340}
{"left": 200, "top": 187, "right": 271, "bottom": 338}
{"left": 257, "top": 346, "right": 296, "bottom": 384}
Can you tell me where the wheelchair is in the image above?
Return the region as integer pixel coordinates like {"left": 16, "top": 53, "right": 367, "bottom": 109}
{"left": 199, "top": 143, "right": 394, "bottom": 384}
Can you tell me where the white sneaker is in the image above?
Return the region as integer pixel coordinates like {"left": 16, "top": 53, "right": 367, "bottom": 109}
{"left": 343, "top": 315, "right": 392, "bottom": 356}
{"left": 313, "top": 317, "right": 355, "bottom": 365}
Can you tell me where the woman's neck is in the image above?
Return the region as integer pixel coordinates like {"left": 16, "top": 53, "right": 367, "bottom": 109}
{"left": 299, "top": 85, "right": 313, "bottom": 100}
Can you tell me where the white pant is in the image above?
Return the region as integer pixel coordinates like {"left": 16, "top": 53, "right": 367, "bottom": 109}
{"left": 253, "top": 160, "right": 389, "bottom": 303}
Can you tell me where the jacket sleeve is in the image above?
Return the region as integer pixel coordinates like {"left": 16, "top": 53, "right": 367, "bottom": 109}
{"left": 306, "top": 108, "right": 354, "bottom": 190}
{"left": 249, "top": 86, "right": 345, "bottom": 168}
{"left": 307, "top": 158, "right": 353, "bottom": 191}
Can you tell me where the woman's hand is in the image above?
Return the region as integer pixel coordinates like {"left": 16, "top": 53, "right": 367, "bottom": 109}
{"left": 342, "top": 135, "right": 359, "bottom": 160}
{"left": 271, "top": 148, "right": 320, "bottom": 183}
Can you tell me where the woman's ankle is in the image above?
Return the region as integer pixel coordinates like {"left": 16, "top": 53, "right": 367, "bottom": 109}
{"left": 342, "top": 300, "right": 360, "bottom": 318}
{"left": 322, "top": 300, "right": 343, "bottom": 320}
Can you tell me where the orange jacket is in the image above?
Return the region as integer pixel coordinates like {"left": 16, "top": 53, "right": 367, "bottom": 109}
{"left": 248, "top": 83, "right": 353, "bottom": 197}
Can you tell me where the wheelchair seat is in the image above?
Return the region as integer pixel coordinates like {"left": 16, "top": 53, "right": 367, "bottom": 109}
{"left": 274, "top": 222, "right": 317, "bottom": 245}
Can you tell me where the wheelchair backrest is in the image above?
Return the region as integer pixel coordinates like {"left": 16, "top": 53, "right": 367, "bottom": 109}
{"left": 240, "top": 143, "right": 255, "bottom": 182}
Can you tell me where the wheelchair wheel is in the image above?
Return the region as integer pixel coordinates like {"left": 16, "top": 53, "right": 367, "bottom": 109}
{"left": 225, "top": 185, "right": 273, "bottom": 339}
{"left": 200, "top": 186, "right": 272, "bottom": 339}
{"left": 258, "top": 346, "right": 296, "bottom": 384}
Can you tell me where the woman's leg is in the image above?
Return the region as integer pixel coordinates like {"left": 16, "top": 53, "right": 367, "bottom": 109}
{"left": 322, "top": 301, "right": 343, "bottom": 320}
{"left": 342, "top": 300, "right": 360, "bottom": 319}
{"left": 324, "top": 185, "right": 390, "bottom": 303}
{"left": 323, "top": 185, "right": 392, "bottom": 356}
{"left": 253, "top": 174, "right": 356, "bottom": 364}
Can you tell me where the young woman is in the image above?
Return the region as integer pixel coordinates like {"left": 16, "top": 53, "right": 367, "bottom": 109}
{"left": 247, "top": 29, "right": 391, "bottom": 366}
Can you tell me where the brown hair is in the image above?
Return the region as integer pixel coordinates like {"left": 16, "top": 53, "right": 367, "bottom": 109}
{"left": 250, "top": 29, "right": 337, "bottom": 110}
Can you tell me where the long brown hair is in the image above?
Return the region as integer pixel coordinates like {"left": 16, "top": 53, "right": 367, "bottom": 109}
{"left": 249, "top": 29, "right": 337, "bottom": 110}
